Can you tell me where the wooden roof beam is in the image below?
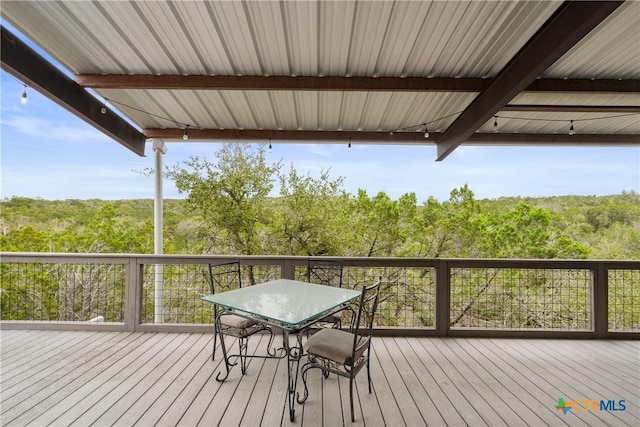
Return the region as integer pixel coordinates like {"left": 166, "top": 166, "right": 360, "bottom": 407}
{"left": 143, "top": 128, "right": 639, "bottom": 146}
{"left": 0, "top": 26, "right": 147, "bottom": 156}
{"left": 435, "top": 1, "right": 625, "bottom": 161}
{"left": 502, "top": 105, "right": 640, "bottom": 113}
{"left": 75, "top": 74, "right": 640, "bottom": 93}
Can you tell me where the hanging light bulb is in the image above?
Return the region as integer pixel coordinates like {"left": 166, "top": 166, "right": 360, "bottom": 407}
{"left": 569, "top": 120, "right": 575, "bottom": 136}
{"left": 183, "top": 125, "right": 189, "bottom": 141}
{"left": 20, "top": 84, "right": 28, "bottom": 105}
{"left": 424, "top": 124, "right": 429, "bottom": 139}
{"left": 268, "top": 139, "right": 272, "bottom": 153}
{"left": 348, "top": 138, "right": 352, "bottom": 152}
{"left": 493, "top": 116, "right": 498, "bottom": 132}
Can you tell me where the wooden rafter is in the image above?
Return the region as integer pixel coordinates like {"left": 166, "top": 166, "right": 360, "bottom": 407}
{"left": 0, "top": 26, "right": 147, "bottom": 156}
{"left": 435, "top": 1, "right": 626, "bottom": 161}
{"left": 143, "top": 128, "right": 638, "bottom": 146}
{"left": 75, "top": 74, "right": 640, "bottom": 93}
{"left": 501, "top": 105, "right": 640, "bottom": 113}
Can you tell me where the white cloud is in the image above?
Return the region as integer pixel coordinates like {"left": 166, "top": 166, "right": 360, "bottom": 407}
{"left": 2, "top": 114, "right": 111, "bottom": 144}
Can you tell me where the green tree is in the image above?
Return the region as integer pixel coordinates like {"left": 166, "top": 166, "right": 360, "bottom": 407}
{"left": 480, "top": 202, "right": 589, "bottom": 259}
{"left": 275, "top": 166, "right": 350, "bottom": 256}
{"left": 167, "top": 143, "right": 281, "bottom": 255}
{"left": 348, "top": 190, "right": 403, "bottom": 257}
{"left": 400, "top": 184, "right": 484, "bottom": 257}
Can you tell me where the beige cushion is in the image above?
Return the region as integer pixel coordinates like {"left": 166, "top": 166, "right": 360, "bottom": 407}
{"left": 219, "top": 313, "right": 258, "bottom": 329}
{"left": 303, "top": 329, "right": 369, "bottom": 366}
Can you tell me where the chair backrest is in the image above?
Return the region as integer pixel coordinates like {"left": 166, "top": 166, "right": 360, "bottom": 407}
{"left": 307, "top": 258, "right": 344, "bottom": 288}
{"left": 207, "top": 261, "right": 242, "bottom": 295}
{"left": 350, "top": 277, "right": 381, "bottom": 359}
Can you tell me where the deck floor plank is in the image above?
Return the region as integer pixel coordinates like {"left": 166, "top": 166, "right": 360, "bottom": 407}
{"left": 218, "top": 335, "right": 272, "bottom": 427}
{"left": 440, "top": 338, "right": 546, "bottom": 426}
{"left": 427, "top": 337, "right": 513, "bottom": 426}
{"left": 238, "top": 335, "right": 282, "bottom": 427}
{"left": 515, "top": 339, "right": 640, "bottom": 426}
{"left": 398, "top": 337, "right": 466, "bottom": 426}
{"left": 46, "top": 333, "right": 180, "bottom": 426}
{"left": 177, "top": 335, "right": 239, "bottom": 426}
{"left": 256, "top": 343, "right": 288, "bottom": 427}
{"left": 2, "top": 332, "right": 147, "bottom": 426}
{"left": 1, "top": 330, "right": 637, "bottom": 427}
{"left": 352, "top": 362, "right": 386, "bottom": 427}
{"left": 365, "top": 343, "right": 405, "bottom": 425}
{"left": 491, "top": 338, "right": 617, "bottom": 426}
{"left": 546, "top": 339, "right": 640, "bottom": 388}
{"left": 457, "top": 338, "right": 568, "bottom": 426}
{"left": 1, "top": 330, "right": 77, "bottom": 366}
{"left": 374, "top": 335, "right": 425, "bottom": 425}
{"left": 135, "top": 333, "right": 214, "bottom": 427}
{"left": 107, "top": 333, "right": 207, "bottom": 425}
{"left": 385, "top": 337, "right": 447, "bottom": 426}
{"left": 1, "top": 331, "right": 107, "bottom": 390}
{"left": 86, "top": 333, "right": 197, "bottom": 426}
{"left": 410, "top": 338, "right": 488, "bottom": 426}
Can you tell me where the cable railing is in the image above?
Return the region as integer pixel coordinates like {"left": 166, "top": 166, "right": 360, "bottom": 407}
{"left": 1, "top": 253, "right": 638, "bottom": 337}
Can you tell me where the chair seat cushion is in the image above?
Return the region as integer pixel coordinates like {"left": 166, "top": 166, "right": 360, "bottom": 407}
{"left": 303, "top": 329, "right": 369, "bottom": 366}
{"left": 220, "top": 313, "right": 258, "bottom": 329}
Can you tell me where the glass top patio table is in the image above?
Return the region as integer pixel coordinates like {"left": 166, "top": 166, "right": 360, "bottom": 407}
{"left": 202, "top": 278, "right": 361, "bottom": 331}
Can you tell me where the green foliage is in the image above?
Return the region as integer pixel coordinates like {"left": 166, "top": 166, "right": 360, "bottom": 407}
{"left": 1, "top": 146, "right": 637, "bottom": 261}
{"left": 166, "top": 144, "right": 280, "bottom": 255}
{"left": 275, "top": 166, "right": 350, "bottom": 255}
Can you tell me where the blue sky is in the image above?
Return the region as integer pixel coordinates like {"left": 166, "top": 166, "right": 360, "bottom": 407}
{"left": 1, "top": 70, "right": 638, "bottom": 203}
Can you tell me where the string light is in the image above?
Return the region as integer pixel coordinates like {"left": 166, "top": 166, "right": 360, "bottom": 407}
{"left": 106, "top": 97, "right": 195, "bottom": 137}
{"left": 20, "top": 84, "right": 28, "bottom": 105}
{"left": 392, "top": 111, "right": 636, "bottom": 137}
{"left": 268, "top": 138, "right": 272, "bottom": 153}
{"left": 72, "top": 96, "right": 638, "bottom": 141}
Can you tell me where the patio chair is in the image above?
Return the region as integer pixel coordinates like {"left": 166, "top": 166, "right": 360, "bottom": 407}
{"left": 297, "top": 277, "right": 382, "bottom": 422}
{"left": 207, "top": 261, "right": 273, "bottom": 374}
{"left": 306, "top": 258, "right": 345, "bottom": 329}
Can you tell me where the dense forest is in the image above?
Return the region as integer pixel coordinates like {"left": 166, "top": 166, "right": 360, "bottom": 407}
{"left": 1, "top": 143, "right": 639, "bottom": 260}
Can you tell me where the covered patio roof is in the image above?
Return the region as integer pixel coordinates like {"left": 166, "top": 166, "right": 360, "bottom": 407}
{"left": 1, "top": 1, "right": 638, "bottom": 160}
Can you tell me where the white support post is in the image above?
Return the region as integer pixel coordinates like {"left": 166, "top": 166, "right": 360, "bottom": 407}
{"left": 152, "top": 139, "right": 167, "bottom": 324}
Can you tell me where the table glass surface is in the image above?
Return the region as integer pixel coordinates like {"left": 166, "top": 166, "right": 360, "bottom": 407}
{"left": 202, "top": 278, "right": 361, "bottom": 329}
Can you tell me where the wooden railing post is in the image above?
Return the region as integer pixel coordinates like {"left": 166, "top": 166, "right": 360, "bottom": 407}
{"left": 282, "top": 258, "right": 296, "bottom": 279}
{"left": 124, "top": 257, "right": 143, "bottom": 332}
{"left": 435, "top": 260, "right": 451, "bottom": 336}
{"left": 592, "top": 262, "right": 608, "bottom": 338}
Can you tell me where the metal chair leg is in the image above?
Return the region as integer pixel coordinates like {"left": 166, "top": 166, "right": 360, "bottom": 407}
{"left": 350, "top": 376, "right": 355, "bottom": 422}
{"left": 212, "top": 324, "right": 218, "bottom": 361}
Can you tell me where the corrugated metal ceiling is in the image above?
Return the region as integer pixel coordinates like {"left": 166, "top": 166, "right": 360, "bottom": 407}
{"left": 1, "top": 0, "right": 638, "bottom": 157}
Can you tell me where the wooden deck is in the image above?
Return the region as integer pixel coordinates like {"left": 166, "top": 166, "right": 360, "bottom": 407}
{"left": 1, "top": 330, "right": 638, "bottom": 426}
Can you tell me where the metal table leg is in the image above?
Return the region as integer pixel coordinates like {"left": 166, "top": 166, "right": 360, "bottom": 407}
{"left": 283, "top": 330, "right": 304, "bottom": 421}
